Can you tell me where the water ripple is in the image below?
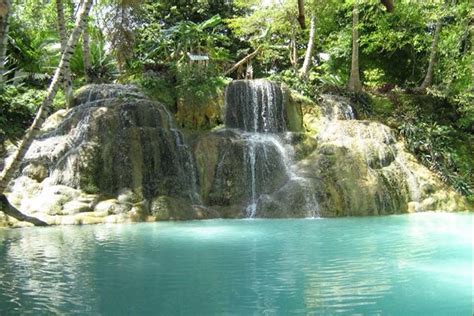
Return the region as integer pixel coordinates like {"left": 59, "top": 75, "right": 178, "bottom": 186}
{"left": 0, "top": 213, "right": 472, "bottom": 314}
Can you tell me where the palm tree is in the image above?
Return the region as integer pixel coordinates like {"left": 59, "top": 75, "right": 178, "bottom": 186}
{"left": 0, "top": 0, "right": 94, "bottom": 226}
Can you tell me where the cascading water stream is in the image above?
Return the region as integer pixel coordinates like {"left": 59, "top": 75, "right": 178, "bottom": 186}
{"left": 33, "top": 84, "right": 204, "bottom": 206}
{"left": 317, "top": 96, "right": 423, "bottom": 212}
{"left": 245, "top": 137, "right": 257, "bottom": 218}
{"left": 380, "top": 129, "right": 421, "bottom": 208}
{"left": 159, "top": 104, "right": 202, "bottom": 206}
{"left": 225, "top": 80, "right": 320, "bottom": 218}
{"left": 226, "top": 80, "right": 285, "bottom": 217}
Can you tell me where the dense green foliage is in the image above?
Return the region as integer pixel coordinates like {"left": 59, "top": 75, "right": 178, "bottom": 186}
{"left": 0, "top": 85, "right": 65, "bottom": 143}
{"left": 0, "top": 0, "right": 472, "bottom": 198}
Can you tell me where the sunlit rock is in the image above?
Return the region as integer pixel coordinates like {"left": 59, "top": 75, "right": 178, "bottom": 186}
{"left": 22, "top": 163, "right": 48, "bottom": 182}
{"left": 61, "top": 200, "right": 92, "bottom": 215}
{"left": 296, "top": 94, "right": 470, "bottom": 215}
{"left": 150, "top": 195, "right": 196, "bottom": 220}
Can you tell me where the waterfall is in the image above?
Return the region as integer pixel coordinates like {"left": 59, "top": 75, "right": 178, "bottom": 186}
{"left": 380, "top": 129, "right": 421, "bottom": 207}
{"left": 245, "top": 137, "right": 257, "bottom": 218}
{"left": 27, "top": 84, "right": 203, "bottom": 207}
{"left": 227, "top": 80, "right": 282, "bottom": 217}
{"left": 225, "top": 80, "right": 287, "bottom": 217}
{"left": 12, "top": 83, "right": 466, "bottom": 222}
{"left": 395, "top": 156, "right": 421, "bottom": 208}
{"left": 315, "top": 95, "right": 424, "bottom": 213}
{"left": 225, "top": 80, "right": 286, "bottom": 133}
{"left": 242, "top": 132, "right": 295, "bottom": 218}
{"left": 224, "top": 80, "right": 320, "bottom": 218}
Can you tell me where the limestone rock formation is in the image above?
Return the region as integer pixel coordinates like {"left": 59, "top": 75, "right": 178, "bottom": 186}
{"left": 2, "top": 84, "right": 204, "bottom": 226}
{"left": 258, "top": 95, "right": 470, "bottom": 216}
{"left": 0, "top": 81, "right": 470, "bottom": 227}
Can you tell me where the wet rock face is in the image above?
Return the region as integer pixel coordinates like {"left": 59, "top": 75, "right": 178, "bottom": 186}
{"left": 194, "top": 130, "right": 290, "bottom": 216}
{"left": 194, "top": 85, "right": 469, "bottom": 218}
{"left": 10, "top": 84, "right": 202, "bottom": 223}
{"left": 225, "top": 80, "right": 286, "bottom": 132}
{"left": 318, "top": 94, "right": 356, "bottom": 121}
{"left": 279, "top": 95, "right": 470, "bottom": 216}
{"left": 297, "top": 97, "right": 397, "bottom": 215}
{"left": 257, "top": 179, "right": 320, "bottom": 218}
{"left": 42, "top": 85, "right": 198, "bottom": 202}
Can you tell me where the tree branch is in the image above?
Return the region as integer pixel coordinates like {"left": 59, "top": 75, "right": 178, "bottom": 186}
{"left": 224, "top": 47, "right": 261, "bottom": 76}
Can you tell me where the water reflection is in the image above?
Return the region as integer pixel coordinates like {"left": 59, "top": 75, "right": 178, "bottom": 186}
{"left": 1, "top": 227, "right": 100, "bottom": 313}
{"left": 0, "top": 214, "right": 472, "bottom": 314}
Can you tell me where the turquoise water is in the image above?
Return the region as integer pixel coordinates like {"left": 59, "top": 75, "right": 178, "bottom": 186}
{"left": 0, "top": 213, "right": 472, "bottom": 315}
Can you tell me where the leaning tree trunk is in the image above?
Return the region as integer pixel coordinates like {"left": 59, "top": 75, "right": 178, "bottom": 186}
{"left": 299, "top": 15, "right": 316, "bottom": 79}
{"left": 82, "top": 22, "right": 92, "bottom": 83}
{"left": 56, "top": 0, "right": 74, "bottom": 108}
{"left": 0, "top": 195, "right": 48, "bottom": 226}
{"left": 0, "top": 0, "right": 11, "bottom": 86}
{"left": 348, "top": 1, "right": 362, "bottom": 93}
{"left": 0, "top": 0, "right": 93, "bottom": 226}
{"left": 418, "top": 17, "right": 442, "bottom": 91}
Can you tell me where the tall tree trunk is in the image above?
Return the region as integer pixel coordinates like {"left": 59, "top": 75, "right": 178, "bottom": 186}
{"left": 0, "top": 0, "right": 93, "bottom": 226}
{"left": 297, "top": 0, "right": 305, "bottom": 29}
{"left": 82, "top": 22, "right": 92, "bottom": 83}
{"left": 56, "top": 0, "right": 74, "bottom": 108}
{"left": 418, "top": 17, "right": 442, "bottom": 91}
{"left": 348, "top": 1, "right": 362, "bottom": 93}
{"left": 0, "top": 0, "right": 11, "bottom": 86}
{"left": 299, "top": 15, "right": 316, "bottom": 79}
{"left": 289, "top": 37, "right": 297, "bottom": 70}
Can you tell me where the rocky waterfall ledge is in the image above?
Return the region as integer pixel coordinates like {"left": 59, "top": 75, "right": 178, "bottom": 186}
{"left": 0, "top": 82, "right": 471, "bottom": 227}
{"left": 1, "top": 84, "right": 209, "bottom": 227}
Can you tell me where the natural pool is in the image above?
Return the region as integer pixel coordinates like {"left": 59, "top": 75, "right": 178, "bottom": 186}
{"left": 0, "top": 213, "right": 472, "bottom": 315}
